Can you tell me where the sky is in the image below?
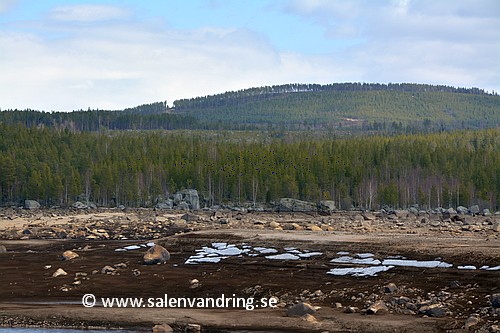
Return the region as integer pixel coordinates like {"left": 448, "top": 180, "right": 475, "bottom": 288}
{"left": 0, "top": 0, "right": 499, "bottom": 111}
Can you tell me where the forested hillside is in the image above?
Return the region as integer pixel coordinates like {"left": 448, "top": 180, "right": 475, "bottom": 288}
{"left": 1, "top": 123, "right": 498, "bottom": 210}
{"left": 173, "top": 83, "right": 500, "bottom": 130}
{"left": 1, "top": 83, "right": 499, "bottom": 133}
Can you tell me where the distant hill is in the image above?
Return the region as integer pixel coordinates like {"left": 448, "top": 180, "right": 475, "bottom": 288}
{"left": 1, "top": 83, "right": 499, "bottom": 133}
{"left": 172, "top": 83, "right": 500, "bottom": 131}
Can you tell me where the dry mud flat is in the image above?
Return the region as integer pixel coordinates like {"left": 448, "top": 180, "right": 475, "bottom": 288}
{"left": 0, "top": 209, "right": 499, "bottom": 332}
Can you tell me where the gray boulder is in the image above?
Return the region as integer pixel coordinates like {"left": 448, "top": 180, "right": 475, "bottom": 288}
{"left": 155, "top": 199, "right": 173, "bottom": 210}
{"left": 469, "top": 205, "right": 480, "bottom": 215}
{"left": 0, "top": 245, "right": 7, "bottom": 253}
{"left": 143, "top": 244, "right": 171, "bottom": 265}
{"left": 278, "top": 198, "right": 316, "bottom": 212}
{"left": 318, "top": 200, "right": 336, "bottom": 214}
{"left": 419, "top": 304, "right": 446, "bottom": 317}
{"left": 457, "top": 206, "right": 468, "bottom": 214}
{"left": 483, "top": 208, "right": 492, "bottom": 216}
{"left": 174, "top": 189, "right": 200, "bottom": 210}
{"left": 24, "top": 200, "right": 40, "bottom": 210}
{"left": 286, "top": 302, "right": 316, "bottom": 317}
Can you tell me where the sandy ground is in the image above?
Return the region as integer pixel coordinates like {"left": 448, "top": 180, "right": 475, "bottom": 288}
{"left": 0, "top": 209, "right": 499, "bottom": 332}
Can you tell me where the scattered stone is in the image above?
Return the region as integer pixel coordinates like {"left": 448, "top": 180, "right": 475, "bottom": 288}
{"left": 189, "top": 278, "right": 200, "bottom": 289}
{"left": 483, "top": 209, "right": 492, "bottom": 216}
{"left": 286, "top": 302, "right": 316, "bottom": 317}
{"left": 0, "top": 245, "right": 7, "bottom": 253}
{"left": 344, "top": 306, "right": 359, "bottom": 313}
{"left": 185, "top": 323, "right": 202, "bottom": 332}
{"left": 384, "top": 282, "right": 398, "bottom": 293}
{"left": 366, "top": 300, "right": 389, "bottom": 315}
{"left": 490, "top": 294, "right": 500, "bottom": 308}
{"left": 44, "top": 265, "right": 52, "bottom": 270}
{"left": 419, "top": 304, "right": 447, "bottom": 317}
{"left": 143, "top": 244, "right": 171, "bottom": 265}
{"left": 464, "top": 315, "right": 480, "bottom": 329}
{"left": 301, "top": 313, "right": 318, "bottom": 323}
{"left": 309, "top": 225, "right": 323, "bottom": 232}
{"left": 101, "top": 265, "right": 116, "bottom": 274}
{"left": 61, "top": 250, "right": 79, "bottom": 260}
{"left": 334, "top": 302, "right": 342, "bottom": 309}
{"left": 72, "top": 280, "right": 82, "bottom": 286}
{"left": 114, "top": 263, "right": 127, "bottom": 269}
{"left": 52, "top": 268, "right": 68, "bottom": 277}
{"left": 457, "top": 206, "right": 468, "bottom": 214}
{"left": 24, "top": 200, "right": 41, "bottom": 210}
{"left": 269, "top": 221, "right": 280, "bottom": 229}
{"left": 492, "top": 222, "right": 500, "bottom": 232}
{"left": 152, "top": 323, "right": 173, "bottom": 333}
{"left": 132, "top": 269, "right": 141, "bottom": 277}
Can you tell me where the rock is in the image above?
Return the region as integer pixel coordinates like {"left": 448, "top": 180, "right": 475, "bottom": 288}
{"left": 278, "top": 198, "right": 317, "bottom": 212}
{"left": 430, "top": 220, "right": 441, "bottom": 227}
{"left": 181, "top": 213, "right": 199, "bottom": 222}
{"left": 269, "top": 221, "right": 281, "bottom": 229}
{"left": 309, "top": 225, "right": 323, "bottom": 232}
{"left": 132, "top": 269, "right": 141, "bottom": 277}
{"left": 185, "top": 323, "right": 201, "bottom": 332}
{"left": 394, "top": 210, "right": 408, "bottom": 218}
{"left": 52, "top": 268, "right": 68, "bottom": 277}
{"left": 384, "top": 283, "right": 398, "bottom": 293}
{"left": 483, "top": 208, "right": 492, "bottom": 216}
{"left": 174, "top": 189, "right": 200, "bottom": 210}
{"left": 152, "top": 324, "right": 173, "bottom": 333}
{"left": 101, "top": 265, "right": 116, "bottom": 274}
{"left": 72, "top": 201, "right": 87, "bottom": 209}
{"left": 492, "top": 222, "right": 500, "bottom": 232}
{"left": 189, "top": 278, "right": 200, "bottom": 289}
{"left": 344, "top": 306, "right": 359, "bottom": 313}
{"left": 155, "top": 200, "right": 173, "bottom": 210}
{"left": 301, "top": 314, "right": 318, "bottom": 323}
{"left": 449, "top": 280, "right": 461, "bottom": 288}
{"left": 143, "top": 244, "right": 170, "bottom": 265}
{"left": 457, "top": 206, "right": 468, "bottom": 214}
{"left": 446, "top": 208, "right": 457, "bottom": 215}
{"left": 419, "top": 304, "right": 447, "bottom": 317}
{"left": 464, "top": 316, "right": 480, "bottom": 329}
{"left": 24, "top": 200, "right": 41, "bottom": 210}
{"left": 318, "top": 200, "right": 336, "bottom": 214}
{"left": 286, "top": 302, "right": 316, "bottom": 317}
{"left": 334, "top": 302, "right": 343, "bottom": 309}
{"left": 490, "top": 294, "right": 500, "bottom": 308}
{"left": 62, "top": 250, "right": 79, "bottom": 260}
{"left": 0, "top": 245, "right": 7, "bottom": 253}
{"left": 469, "top": 205, "right": 480, "bottom": 215}
{"left": 176, "top": 201, "right": 188, "bottom": 210}
{"left": 408, "top": 207, "right": 419, "bottom": 215}
{"left": 366, "top": 300, "right": 389, "bottom": 315}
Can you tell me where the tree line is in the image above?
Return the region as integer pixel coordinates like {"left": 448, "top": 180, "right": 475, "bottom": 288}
{"left": 0, "top": 123, "right": 498, "bottom": 210}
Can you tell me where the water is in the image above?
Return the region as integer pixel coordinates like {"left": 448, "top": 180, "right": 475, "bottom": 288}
{"left": 184, "top": 243, "right": 323, "bottom": 265}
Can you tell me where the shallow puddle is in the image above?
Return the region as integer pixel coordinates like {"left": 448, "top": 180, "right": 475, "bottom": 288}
{"left": 184, "top": 243, "right": 322, "bottom": 265}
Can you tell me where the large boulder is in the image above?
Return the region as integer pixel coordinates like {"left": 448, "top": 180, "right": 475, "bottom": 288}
{"left": 24, "top": 200, "right": 40, "bottom": 210}
{"left": 286, "top": 302, "right": 316, "bottom": 317}
{"left": 456, "top": 206, "right": 468, "bottom": 214}
{"left": 173, "top": 189, "right": 200, "bottom": 210}
{"left": 318, "top": 200, "right": 336, "bottom": 215}
{"left": 469, "top": 205, "right": 480, "bottom": 215}
{"left": 144, "top": 244, "right": 171, "bottom": 265}
{"left": 278, "top": 198, "right": 316, "bottom": 212}
{"left": 0, "top": 245, "right": 7, "bottom": 253}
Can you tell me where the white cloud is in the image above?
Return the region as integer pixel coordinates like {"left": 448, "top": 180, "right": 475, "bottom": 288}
{"left": 0, "top": 1, "right": 498, "bottom": 111}
{"left": 49, "top": 5, "right": 130, "bottom": 22}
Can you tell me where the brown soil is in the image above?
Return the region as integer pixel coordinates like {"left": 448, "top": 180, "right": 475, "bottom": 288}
{"left": 0, "top": 210, "right": 499, "bottom": 332}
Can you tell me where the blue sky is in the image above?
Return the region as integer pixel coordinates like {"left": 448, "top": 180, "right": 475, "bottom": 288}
{"left": 1, "top": 0, "right": 499, "bottom": 111}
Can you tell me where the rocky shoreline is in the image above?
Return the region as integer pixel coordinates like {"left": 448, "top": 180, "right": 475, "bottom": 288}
{"left": 0, "top": 207, "right": 499, "bottom": 332}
